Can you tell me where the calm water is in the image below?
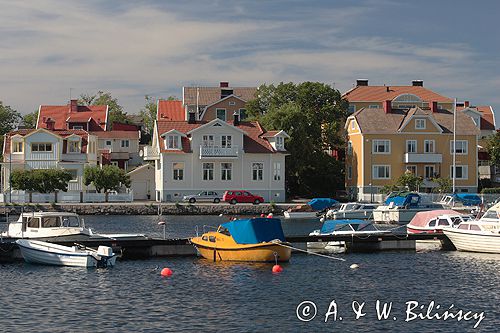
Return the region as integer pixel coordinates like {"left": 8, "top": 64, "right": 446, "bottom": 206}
{"left": 0, "top": 215, "right": 499, "bottom": 332}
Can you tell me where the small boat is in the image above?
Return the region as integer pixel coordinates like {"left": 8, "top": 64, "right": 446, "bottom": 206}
{"left": 307, "top": 219, "right": 392, "bottom": 252}
{"left": 442, "top": 203, "right": 500, "bottom": 254}
{"left": 16, "top": 239, "right": 117, "bottom": 267}
{"left": 372, "top": 192, "right": 444, "bottom": 224}
{"left": 284, "top": 198, "right": 338, "bottom": 219}
{"left": 190, "top": 218, "right": 291, "bottom": 262}
{"left": 437, "top": 193, "right": 483, "bottom": 214}
{"left": 324, "top": 202, "right": 380, "bottom": 220}
{"left": 407, "top": 209, "right": 471, "bottom": 234}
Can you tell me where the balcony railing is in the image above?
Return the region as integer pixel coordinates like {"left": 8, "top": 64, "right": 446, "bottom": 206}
{"left": 404, "top": 153, "right": 442, "bottom": 164}
{"left": 200, "top": 145, "right": 239, "bottom": 158}
{"left": 142, "top": 145, "right": 159, "bottom": 160}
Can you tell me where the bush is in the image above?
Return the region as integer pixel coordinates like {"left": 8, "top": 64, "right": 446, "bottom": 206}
{"left": 481, "top": 187, "right": 500, "bottom": 194}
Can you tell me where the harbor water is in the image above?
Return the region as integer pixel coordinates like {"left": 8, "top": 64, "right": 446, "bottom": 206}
{"left": 0, "top": 215, "right": 499, "bottom": 332}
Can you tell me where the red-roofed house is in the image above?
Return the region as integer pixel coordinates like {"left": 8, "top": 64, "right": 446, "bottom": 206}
{"left": 37, "top": 99, "right": 109, "bottom": 131}
{"left": 90, "top": 130, "right": 142, "bottom": 170}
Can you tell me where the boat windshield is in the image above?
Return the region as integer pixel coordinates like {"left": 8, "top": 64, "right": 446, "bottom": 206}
{"left": 62, "top": 216, "right": 80, "bottom": 227}
{"left": 355, "top": 223, "right": 378, "bottom": 231}
{"left": 481, "top": 210, "right": 500, "bottom": 220}
{"left": 218, "top": 226, "right": 231, "bottom": 236}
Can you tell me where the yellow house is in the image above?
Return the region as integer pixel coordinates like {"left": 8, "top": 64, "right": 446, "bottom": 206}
{"left": 345, "top": 102, "right": 479, "bottom": 199}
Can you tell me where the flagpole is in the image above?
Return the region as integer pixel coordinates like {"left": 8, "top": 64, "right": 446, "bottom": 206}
{"left": 452, "top": 98, "right": 457, "bottom": 193}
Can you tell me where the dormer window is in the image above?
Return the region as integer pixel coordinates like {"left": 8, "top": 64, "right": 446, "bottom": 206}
{"left": 166, "top": 135, "right": 181, "bottom": 149}
{"left": 276, "top": 136, "right": 284, "bottom": 150}
{"left": 68, "top": 140, "right": 81, "bottom": 153}
{"left": 12, "top": 140, "right": 23, "bottom": 153}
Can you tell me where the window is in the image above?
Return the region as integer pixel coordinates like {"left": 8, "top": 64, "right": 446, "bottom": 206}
{"left": 216, "top": 108, "right": 226, "bottom": 121}
{"left": 221, "top": 163, "right": 232, "bottom": 181}
{"left": 406, "top": 140, "right": 417, "bottom": 153}
{"left": 347, "top": 141, "right": 353, "bottom": 155}
{"left": 252, "top": 162, "right": 263, "bottom": 181}
{"left": 450, "top": 140, "right": 468, "bottom": 155}
{"left": 68, "top": 140, "right": 80, "bottom": 153}
{"left": 276, "top": 136, "right": 284, "bottom": 150}
{"left": 202, "top": 135, "right": 214, "bottom": 147}
{"left": 67, "top": 169, "right": 78, "bottom": 181}
{"left": 173, "top": 162, "right": 184, "bottom": 181}
{"left": 347, "top": 166, "right": 352, "bottom": 180}
{"left": 12, "top": 141, "right": 23, "bottom": 153}
{"left": 415, "top": 119, "right": 426, "bottom": 129}
{"left": 424, "top": 140, "right": 435, "bottom": 153}
{"left": 41, "top": 217, "right": 60, "bottom": 228}
{"left": 105, "top": 140, "right": 112, "bottom": 146}
{"left": 31, "top": 143, "right": 52, "bottom": 152}
{"left": 221, "top": 135, "right": 232, "bottom": 148}
{"left": 203, "top": 163, "right": 214, "bottom": 180}
{"left": 229, "top": 101, "right": 236, "bottom": 106}
{"left": 239, "top": 108, "right": 247, "bottom": 120}
{"left": 72, "top": 125, "right": 84, "bottom": 130}
{"left": 111, "top": 161, "right": 118, "bottom": 167}
{"left": 372, "top": 140, "right": 391, "bottom": 154}
{"left": 121, "top": 140, "right": 130, "bottom": 148}
{"left": 424, "top": 165, "right": 435, "bottom": 179}
{"left": 351, "top": 120, "right": 356, "bottom": 130}
{"left": 166, "top": 135, "right": 181, "bottom": 149}
{"left": 348, "top": 105, "right": 356, "bottom": 114}
{"left": 450, "top": 165, "right": 468, "bottom": 179}
{"left": 373, "top": 165, "right": 390, "bottom": 179}
{"left": 368, "top": 104, "right": 379, "bottom": 109}
{"left": 405, "top": 165, "right": 417, "bottom": 175}
{"left": 273, "top": 162, "right": 281, "bottom": 181}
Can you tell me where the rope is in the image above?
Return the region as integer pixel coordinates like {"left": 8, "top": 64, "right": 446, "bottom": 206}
{"left": 271, "top": 240, "right": 346, "bottom": 262}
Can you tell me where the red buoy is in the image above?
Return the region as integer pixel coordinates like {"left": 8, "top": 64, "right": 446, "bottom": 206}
{"left": 272, "top": 264, "right": 283, "bottom": 273}
{"left": 260, "top": 213, "right": 265, "bottom": 217}
{"left": 267, "top": 213, "right": 273, "bottom": 218}
{"left": 161, "top": 267, "right": 173, "bottom": 277}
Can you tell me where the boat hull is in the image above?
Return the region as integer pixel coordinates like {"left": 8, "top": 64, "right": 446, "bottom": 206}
{"left": 193, "top": 242, "right": 291, "bottom": 262}
{"left": 443, "top": 229, "right": 500, "bottom": 254}
{"left": 283, "top": 211, "right": 318, "bottom": 219}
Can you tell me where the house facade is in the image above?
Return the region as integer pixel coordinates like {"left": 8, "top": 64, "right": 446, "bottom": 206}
{"left": 92, "top": 130, "right": 142, "bottom": 170}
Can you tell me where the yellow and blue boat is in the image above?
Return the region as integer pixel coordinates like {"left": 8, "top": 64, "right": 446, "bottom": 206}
{"left": 190, "top": 218, "right": 291, "bottom": 262}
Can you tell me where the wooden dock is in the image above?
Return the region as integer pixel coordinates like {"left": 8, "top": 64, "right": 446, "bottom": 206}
{"left": 0, "top": 233, "right": 455, "bottom": 262}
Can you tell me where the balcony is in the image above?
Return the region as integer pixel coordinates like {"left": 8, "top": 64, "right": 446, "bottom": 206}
{"left": 200, "top": 145, "right": 239, "bottom": 159}
{"left": 404, "top": 153, "right": 442, "bottom": 164}
{"left": 142, "top": 145, "right": 159, "bottom": 160}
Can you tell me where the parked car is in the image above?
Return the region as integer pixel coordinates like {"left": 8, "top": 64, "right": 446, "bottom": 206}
{"left": 223, "top": 190, "right": 264, "bottom": 205}
{"left": 182, "top": 191, "right": 221, "bottom": 204}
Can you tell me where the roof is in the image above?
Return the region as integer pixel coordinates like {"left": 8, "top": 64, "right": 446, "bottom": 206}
{"left": 158, "top": 100, "right": 185, "bottom": 121}
{"left": 183, "top": 86, "right": 257, "bottom": 106}
{"left": 221, "top": 218, "right": 286, "bottom": 244}
{"left": 352, "top": 106, "right": 480, "bottom": 135}
{"left": 343, "top": 85, "right": 453, "bottom": 103}
{"left": 408, "top": 210, "right": 463, "bottom": 228}
{"left": 156, "top": 120, "right": 277, "bottom": 154}
{"left": 38, "top": 103, "right": 107, "bottom": 131}
{"left": 458, "top": 105, "right": 496, "bottom": 131}
{"left": 3, "top": 129, "right": 90, "bottom": 155}
{"left": 90, "top": 130, "right": 140, "bottom": 139}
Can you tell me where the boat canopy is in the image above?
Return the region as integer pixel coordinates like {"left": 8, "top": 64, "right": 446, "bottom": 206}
{"left": 308, "top": 198, "right": 338, "bottom": 211}
{"left": 384, "top": 192, "right": 420, "bottom": 207}
{"left": 453, "top": 193, "right": 482, "bottom": 206}
{"left": 408, "top": 210, "right": 461, "bottom": 227}
{"left": 221, "top": 218, "right": 286, "bottom": 244}
{"left": 320, "top": 219, "right": 365, "bottom": 234}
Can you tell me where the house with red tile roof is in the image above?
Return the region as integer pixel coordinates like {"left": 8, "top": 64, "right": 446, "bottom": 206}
{"left": 2, "top": 128, "right": 99, "bottom": 194}
{"left": 37, "top": 99, "right": 109, "bottom": 131}
{"left": 90, "top": 130, "right": 142, "bottom": 171}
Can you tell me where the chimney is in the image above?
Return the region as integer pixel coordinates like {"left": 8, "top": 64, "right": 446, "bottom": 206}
{"left": 220, "top": 81, "right": 229, "bottom": 88}
{"left": 430, "top": 101, "right": 438, "bottom": 113}
{"left": 70, "top": 99, "right": 78, "bottom": 112}
{"left": 188, "top": 112, "right": 196, "bottom": 124}
{"left": 383, "top": 100, "right": 392, "bottom": 113}
{"left": 386, "top": 86, "right": 390, "bottom": 92}
{"left": 356, "top": 79, "right": 368, "bottom": 86}
{"left": 233, "top": 112, "right": 240, "bottom": 126}
{"left": 464, "top": 100, "right": 470, "bottom": 108}
{"left": 412, "top": 80, "right": 423, "bottom": 87}
{"left": 46, "top": 118, "right": 55, "bottom": 130}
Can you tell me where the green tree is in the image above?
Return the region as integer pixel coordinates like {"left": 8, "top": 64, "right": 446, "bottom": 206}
{"left": 10, "top": 169, "right": 72, "bottom": 202}
{"left": 83, "top": 165, "right": 131, "bottom": 201}
{"left": 486, "top": 131, "right": 500, "bottom": 167}
{"left": 139, "top": 95, "right": 178, "bottom": 135}
{"left": 380, "top": 184, "right": 401, "bottom": 194}
{"left": 0, "top": 101, "right": 22, "bottom": 157}
{"left": 396, "top": 170, "right": 423, "bottom": 191}
{"left": 246, "top": 82, "right": 348, "bottom": 197}
{"left": 432, "top": 177, "right": 452, "bottom": 194}
{"left": 79, "top": 91, "right": 127, "bottom": 127}
{"left": 22, "top": 110, "right": 39, "bottom": 128}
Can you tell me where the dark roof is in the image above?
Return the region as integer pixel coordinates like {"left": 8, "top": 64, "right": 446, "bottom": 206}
{"left": 183, "top": 86, "right": 257, "bottom": 106}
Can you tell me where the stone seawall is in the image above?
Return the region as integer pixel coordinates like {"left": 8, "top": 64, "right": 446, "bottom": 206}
{"left": 0, "top": 203, "right": 296, "bottom": 216}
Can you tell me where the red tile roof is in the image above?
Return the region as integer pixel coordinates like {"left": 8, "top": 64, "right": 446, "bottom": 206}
{"left": 158, "top": 100, "right": 185, "bottom": 121}
{"left": 90, "top": 130, "right": 140, "bottom": 139}
{"left": 3, "top": 129, "right": 90, "bottom": 155}
{"left": 457, "top": 105, "right": 496, "bottom": 131}
{"left": 38, "top": 103, "right": 108, "bottom": 131}
{"left": 156, "top": 120, "right": 276, "bottom": 153}
{"left": 343, "top": 85, "right": 453, "bottom": 103}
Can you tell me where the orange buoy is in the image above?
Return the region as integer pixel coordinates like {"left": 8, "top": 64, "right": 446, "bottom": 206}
{"left": 272, "top": 264, "right": 283, "bottom": 273}
{"left": 160, "top": 267, "right": 173, "bottom": 277}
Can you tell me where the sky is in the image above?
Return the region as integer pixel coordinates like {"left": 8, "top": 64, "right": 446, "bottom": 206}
{"left": 0, "top": 0, "right": 499, "bottom": 125}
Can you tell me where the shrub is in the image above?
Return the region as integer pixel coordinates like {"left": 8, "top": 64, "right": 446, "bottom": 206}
{"left": 481, "top": 187, "right": 500, "bottom": 194}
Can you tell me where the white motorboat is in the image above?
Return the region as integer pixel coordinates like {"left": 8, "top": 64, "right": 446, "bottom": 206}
{"left": 325, "top": 202, "right": 380, "bottom": 220}
{"left": 442, "top": 203, "right": 500, "bottom": 254}
{"left": 407, "top": 209, "right": 471, "bottom": 234}
{"left": 16, "top": 239, "right": 117, "bottom": 267}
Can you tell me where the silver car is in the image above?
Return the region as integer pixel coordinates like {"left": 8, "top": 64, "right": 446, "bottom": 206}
{"left": 182, "top": 191, "right": 222, "bottom": 204}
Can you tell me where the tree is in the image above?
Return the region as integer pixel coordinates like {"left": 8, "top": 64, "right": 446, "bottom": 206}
{"left": 139, "top": 95, "right": 178, "bottom": 135}
{"left": 83, "top": 165, "right": 131, "bottom": 201}
{"left": 22, "top": 110, "right": 39, "bottom": 128}
{"left": 246, "top": 82, "right": 348, "bottom": 197}
{"left": 10, "top": 169, "right": 72, "bottom": 202}
{"left": 79, "top": 91, "right": 127, "bottom": 127}
{"left": 432, "top": 177, "right": 452, "bottom": 194}
{"left": 396, "top": 170, "right": 423, "bottom": 191}
{"left": 0, "top": 101, "right": 22, "bottom": 157}
{"left": 486, "top": 131, "right": 500, "bottom": 167}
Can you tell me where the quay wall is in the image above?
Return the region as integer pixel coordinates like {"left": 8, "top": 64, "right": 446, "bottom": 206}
{"left": 0, "top": 203, "right": 296, "bottom": 216}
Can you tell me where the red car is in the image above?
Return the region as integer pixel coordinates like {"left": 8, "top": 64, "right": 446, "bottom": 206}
{"left": 223, "top": 190, "right": 264, "bottom": 205}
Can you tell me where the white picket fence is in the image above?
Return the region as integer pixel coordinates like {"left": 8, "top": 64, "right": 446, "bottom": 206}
{"left": 1, "top": 190, "right": 133, "bottom": 203}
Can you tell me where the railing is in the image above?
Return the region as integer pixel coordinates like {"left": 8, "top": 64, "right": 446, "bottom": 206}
{"left": 200, "top": 145, "right": 238, "bottom": 158}
{"left": 142, "top": 146, "right": 159, "bottom": 160}
{"left": 1, "top": 191, "right": 134, "bottom": 203}
{"left": 403, "top": 153, "right": 443, "bottom": 163}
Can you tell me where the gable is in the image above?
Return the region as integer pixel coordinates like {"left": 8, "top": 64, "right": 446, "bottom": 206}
{"left": 399, "top": 116, "right": 442, "bottom": 133}
{"left": 200, "top": 95, "right": 248, "bottom": 121}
